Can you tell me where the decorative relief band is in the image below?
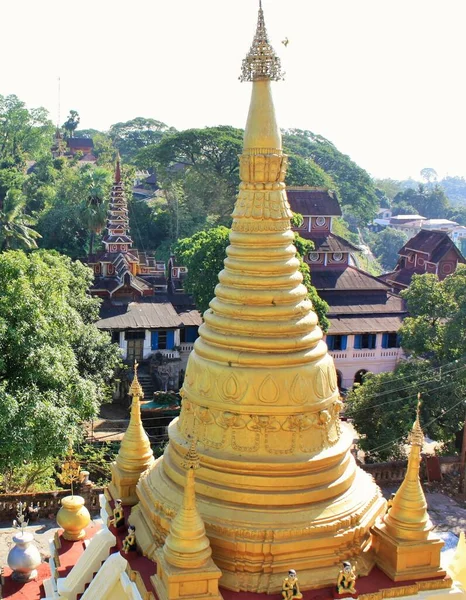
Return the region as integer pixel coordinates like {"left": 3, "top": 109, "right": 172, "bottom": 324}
{"left": 178, "top": 400, "right": 343, "bottom": 454}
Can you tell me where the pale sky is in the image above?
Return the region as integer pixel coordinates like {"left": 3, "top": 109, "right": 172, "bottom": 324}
{"left": 2, "top": 0, "right": 466, "bottom": 180}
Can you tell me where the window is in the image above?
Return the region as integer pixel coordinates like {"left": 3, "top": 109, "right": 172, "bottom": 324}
{"left": 125, "top": 330, "right": 145, "bottom": 340}
{"left": 332, "top": 252, "right": 343, "bottom": 262}
{"left": 151, "top": 330, "right": 176, "bottom": 350}
{"left": 382, "top": 332, "right": 400, "bottom": 348}
{"left": 180, "top": 327, "right": 199, "bottom": 343}
{"left": 316, "top": 216, "right": 326, "bottom": 227}
{"left": 354, "top": 334, "right": 377, "bottom": 349}
{"left": 326, "top": 335, "right": 347, "bottom": 351}
{"left": 111, "top": 331, "right": 120, "bottom": 344}
{"left": 308, "top": 252, "right": 320, "bottom": 262}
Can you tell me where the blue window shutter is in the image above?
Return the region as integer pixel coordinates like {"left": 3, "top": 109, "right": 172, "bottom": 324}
{"left": 341, "top": 335, "right": 347, "bottom": 350}
{"left": 396, "top": 333, "right": 401, "bottom": 348}
{"left": 326, "top": 335, "right": 334, "bottom": 351}
{"left": 382, "top": 333, "right": 388, "bottom": 348}
{"left": 167, "top": 330, "right": 175, "bottom": 349}
{"left": 186, "top": 327, "right": 198, "bottom": 343}
{"left": 354, "top": 335, "right": 362, "bottom": 349}
{"left": 151, "top": 331, "right": 158, "bottom": 350}
{"left": 370, "top": 334, "right": 377, "bottom": 349}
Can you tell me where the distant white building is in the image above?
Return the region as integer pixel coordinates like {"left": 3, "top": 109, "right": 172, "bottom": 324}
{"left": 421, "top": 218, "right": 459, "bottom": 232}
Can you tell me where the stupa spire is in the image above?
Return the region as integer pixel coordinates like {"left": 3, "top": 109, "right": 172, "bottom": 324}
{"left": 162, "top": 438, "right": 212, "bottom": 569}
{"left": 108, "top": 362, "right": 154, "bottom": 505}
{"left": 240, "top": 0, "right": 283, "bottom": 83}
{"left": 132, "top": 3, "right": 386, "bottom": 592}
{"left": 102, "top": 155, "right": 133, "bottom": 253}
{"left": 115, "top": 153, "right": 121, "bottom": 183}
{"left": 383, "top": 396, "right": 433, "bottom": 541}
{"left": 373, "top": 394, "right": 445, "bottom": 581}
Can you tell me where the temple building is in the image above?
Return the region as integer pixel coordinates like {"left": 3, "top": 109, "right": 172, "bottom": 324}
{"left": 381, "top": 229, "right": 466, "bottom": 293}
{"left": 31, "top": 4, "right": 465, "bottom": 600}
{"left": 88, "top": 159, "right": 201, "bottom": 389}
{"left": 288, "top": 186, "right": 407, "bottom": 389}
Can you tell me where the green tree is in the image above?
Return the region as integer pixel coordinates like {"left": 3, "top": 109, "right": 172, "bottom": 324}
{"left": 346, "top": 267, "right": 466, "bottom": 460}
{"left": 0, "top": 94, "right": 53, "bottom": 167}
{"left": 393, "top": 184, "right": 449, "bottom": 219}
{"left": 420, "top": 168, "right": 438, "bottom": 183}
{"left": 372, "top": 228, "right": 408, "bottom": 271}
{"left": 0, "top": 189, "right": 41, "bottom": 251}
{"left": 286, "top": 154, "right": 337, "bottom": 189}
{"left": 346, "top": 359, "right": 465, "bottom": 461}
{"left": 174, "top": 226, "right": 329, "bottom": 331}
{"left": 0, "top": 250, "right": 121, "bottom": 486}
{"left": 283, "top": 129, "right": 379, "bottom": 224}
{"left": 81, "top": 168, "right": 112, "bottom": 257}
{"left": 110, "top": 117, "right": 174, "bottom": 163}
{"left": 63, "top": 110, "right": 80, "bottom": 139}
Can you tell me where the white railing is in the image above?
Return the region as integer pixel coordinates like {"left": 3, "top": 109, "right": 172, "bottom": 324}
{"left": 57, "top": 528, "right": 116, "bottom": 600}
{"left": 329, "top": 347, "right": 403, "bottom": 362}
{"left": 179, "top": 343, "right": 194, "bottom": 353}
{"left": 157, "top": 349, "right": 179, "bottom": 359}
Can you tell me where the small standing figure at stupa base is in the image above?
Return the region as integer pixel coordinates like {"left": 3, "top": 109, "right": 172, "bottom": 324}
{"left": 282, "top": 569, "right": 303, "bottom": 599}
{"left": 335, "top": 561, "right": 358, "bottom": 598}
{"left": 109, "top": 499, "right": 125, "bottom": 530}
{"left": 122, "top": 525, "right": 137, "bottom": 554}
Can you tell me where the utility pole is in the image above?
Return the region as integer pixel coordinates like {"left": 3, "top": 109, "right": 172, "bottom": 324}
{"left": 460, "top": 411, "right": 466, "bottom": 495}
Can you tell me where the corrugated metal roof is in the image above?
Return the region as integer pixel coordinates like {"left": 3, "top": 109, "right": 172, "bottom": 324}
{"left": 96, "top": 302, "right": 182, "bottom": 330}
{"left": 328, "top": 315, "right": 404, "bottom": 334}
{"left": 326, "top": 293, "right": 406, "bottom": 315}
{"left": 310, "top": 233, "right": 360, "bottom": 253}
{"left": 287, "top": 188, "right": 341, "bottom": 217}
{"left": 311, "top": 267, "right": 390, "bottom": 291}
{"left": 177, "top": 310, "right": 203, "bottom": 327}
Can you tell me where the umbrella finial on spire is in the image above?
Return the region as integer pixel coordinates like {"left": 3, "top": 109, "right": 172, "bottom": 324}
{"left": 240, "top": 0, "right": 283, "bottom": 82}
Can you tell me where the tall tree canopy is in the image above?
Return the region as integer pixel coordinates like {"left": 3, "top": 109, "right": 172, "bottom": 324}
{"left": 0, "top": 250, "right": 121, "bottom": 483}
{"left": 110, "top": 117, "right": 174, "bottom": 163}
{"left": 283, "top": 129, "right": 379, "bottom": 224}
{"left": 63, "top": 110, "right": 80, "bottom": 139}
{"left": 0, "top": 94, "right": 53, "bottom": 167}
{"left": 392, "top": 184, "right": 449, "bottom": 219}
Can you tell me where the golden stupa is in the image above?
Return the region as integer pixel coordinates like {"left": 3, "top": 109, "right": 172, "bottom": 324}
{"left": 130, "top": 2, "right": 386, "bottom": 593}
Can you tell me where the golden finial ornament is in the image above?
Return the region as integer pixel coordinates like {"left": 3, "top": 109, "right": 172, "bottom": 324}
{"left": 240, "top": 0, "right": 283, "bottom": 82}
{"left": 56, "top": 445, "right": 91, "bottom": 541}
{"left": 129, "top": 361, "right": 144, "bottom": 398}
{"left": 58, "top": 445, "right": 81, "bottom": 497}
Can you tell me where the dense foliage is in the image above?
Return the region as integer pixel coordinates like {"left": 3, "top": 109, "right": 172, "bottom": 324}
{"left": 174, "top": 226, "right": 329, "bottom": 331}
{"left": 0, "top": 250, "right": 121, "bottom": 487}
{"left": 283, "top": 129, "right": 379, "bottom": 224}
{"left": 347, "top": 268, "right": 466, "bottom": 460}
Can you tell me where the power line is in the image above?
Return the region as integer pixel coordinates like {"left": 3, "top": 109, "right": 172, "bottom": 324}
{"left": 347, "top": 363, "right": 466, "bottom": 415}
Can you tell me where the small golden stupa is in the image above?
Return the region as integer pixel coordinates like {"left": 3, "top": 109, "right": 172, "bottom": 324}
{"left": 130, "top": 1, "right": 386, "bottom": 592}
{"left": 109, "top": 363, "right": 154, "bottom": 505}
{"left": 152, "top": 438, "right": 223, "bottom": 600}
{"left": 373, "top": 399, "right": 446, "bottom": 581}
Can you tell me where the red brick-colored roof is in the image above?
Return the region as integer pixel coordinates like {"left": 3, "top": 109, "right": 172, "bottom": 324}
{"left": 399, "top": 230, "right": 464, "bottom": 262}
{"left": 287, "top": 187, "right": 341, "bottom": 217}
